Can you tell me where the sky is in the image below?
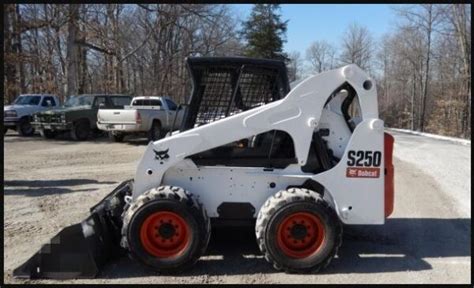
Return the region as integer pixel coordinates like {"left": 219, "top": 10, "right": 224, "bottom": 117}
{"left": 232, "top": 4, "right": 399, "bottom": 58}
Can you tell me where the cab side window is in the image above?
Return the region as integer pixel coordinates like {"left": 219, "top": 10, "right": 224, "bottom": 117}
{"left": 41, "top": 96, "right": 57, "bottom": 107}
{"left": 165, "top": 99, "right": 178, "bottom": 111}
{"left": 94, "top": 96, "right": 107, "bottom": 108}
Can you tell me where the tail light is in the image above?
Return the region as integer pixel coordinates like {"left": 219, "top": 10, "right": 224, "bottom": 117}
{"left": 384, "top": 132, "right": 395, "bottom": 217}
{"left": 136, "top": 111, "right": 142, "bottom": 124}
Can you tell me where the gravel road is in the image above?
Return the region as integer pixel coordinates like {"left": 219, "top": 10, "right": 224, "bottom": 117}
{"left": 3, "top": 130, "right": 471, "bottom": 284}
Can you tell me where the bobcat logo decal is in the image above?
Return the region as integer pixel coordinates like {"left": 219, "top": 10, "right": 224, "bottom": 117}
{"left": 153, "top": 148, "right": 170, "bottom": 161}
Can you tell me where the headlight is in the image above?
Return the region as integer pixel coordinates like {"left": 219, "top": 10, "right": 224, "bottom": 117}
{"left": 4, "top": 110, "right": 17, "bottom": 117}
{"left": 33, "top": 114, "right": 39, "bottom": 122}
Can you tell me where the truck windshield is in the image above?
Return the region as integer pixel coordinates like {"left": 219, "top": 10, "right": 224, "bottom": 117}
{"left": 14, "top": 95, "right": 41, "bottom": 105}
{"left": 64, "top": 96, "right": 94, "bottom": 107}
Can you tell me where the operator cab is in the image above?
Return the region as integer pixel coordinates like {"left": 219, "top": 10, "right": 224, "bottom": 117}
{"left": 181, "top": 57, "right": 361, "bottom": 173}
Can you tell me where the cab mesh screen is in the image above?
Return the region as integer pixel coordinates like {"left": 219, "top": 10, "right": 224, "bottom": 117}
{"left": 194, "top": 66, "right": 283, "bottom": 127}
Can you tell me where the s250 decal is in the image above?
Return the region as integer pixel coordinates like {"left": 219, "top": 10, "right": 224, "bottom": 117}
{"left": 346, "top": 150, "right": 382, "bottom": 178}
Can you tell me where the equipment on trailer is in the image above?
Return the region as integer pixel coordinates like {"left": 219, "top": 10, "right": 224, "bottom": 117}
{"left": 13, "top": 56, "right": 394, "bottom": 279}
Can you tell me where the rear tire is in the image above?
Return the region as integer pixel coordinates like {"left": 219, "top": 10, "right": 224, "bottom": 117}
{"left": 17, "top": 118, "right": 35, "bottom": 136}
{"left": 109, "top": 132, "right": 125, "bottom": 142}
{"left": 70, "top": 120, "right": 90, "bottom": 141}
{"left": 121, "top": 186, "right": 211, "bottom": 273}
{"left": 40, "top": 129, "right": 57, "bottom": 139}
{"left": 148, "top": 121, "right": 162, "bottom": 142}
{"left": 256, "top": 188, "right": 342, "bottom": 273}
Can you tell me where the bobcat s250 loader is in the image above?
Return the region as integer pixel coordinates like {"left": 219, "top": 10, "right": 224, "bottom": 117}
{"left": 13, "top": 57, "right": 395, "bottom": 278}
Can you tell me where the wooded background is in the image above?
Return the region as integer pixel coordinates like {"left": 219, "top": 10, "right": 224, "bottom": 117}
{"left": 3, "top": 4, "right": 471, "bottom": 138}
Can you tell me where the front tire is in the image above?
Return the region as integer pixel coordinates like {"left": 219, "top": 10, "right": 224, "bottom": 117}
{"left": 256, "top": 188, "right": 342, "bottom": 273}
{"left": 70, "top": 120, "right": 90, "bottom": 141}
{"left": 121, "top": 186, "right": 211, "bottom": 273}
{"left": 17, "top": 118, "right": 35, "bottom": 136}
{"left": 40, "top": 129, "right": 57, "bottom": 139}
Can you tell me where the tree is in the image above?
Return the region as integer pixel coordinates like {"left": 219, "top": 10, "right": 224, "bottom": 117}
{"left": 66, "top": 4, "right": 80, "bottom": 96}
{"left": 240, "top": 4, "right": 288, "bottom": 59}
{"left": 449, "top": 4, "right": 471, "bottom": 137}
{"left": 395, "top": 4, "right": 444, "bottom": 132}
{"left": 339, "top": 23, "right": 374, "bottom": 71}
{"left": 306, "top": 40, "right": 336, "bottom": 73}
{"left": 287, "top": 51, "right": 302, "bottom": 82}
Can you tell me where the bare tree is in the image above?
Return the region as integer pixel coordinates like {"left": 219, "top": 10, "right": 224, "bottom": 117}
{"left": 449, "top": 4, "right": 471, "bottom": 137}
{"left": 339, "top": 23, "right": 374, "bottom": 71}
{"left": 66, "top": 4, "right": 80, "bottom": 96}
{"left": 287, "top": 51, "right": 302, "bottom": 82}
{"left": 306, "top": 40, "right": 336, "bottom": 73}
{"left": 395, "top": 4, "right": 444, "bottom": 132}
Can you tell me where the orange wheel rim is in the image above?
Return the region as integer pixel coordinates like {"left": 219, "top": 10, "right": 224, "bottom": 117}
{"left": 276, "top": 212, "right": 325, "bottom": 258}
{"left": 140, "top": 211, "right": 190, "bottom": 258}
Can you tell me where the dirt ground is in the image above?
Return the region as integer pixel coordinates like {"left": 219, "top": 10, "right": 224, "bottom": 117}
{"left": 3, "top": 131, "right": 471, "bottom": 284}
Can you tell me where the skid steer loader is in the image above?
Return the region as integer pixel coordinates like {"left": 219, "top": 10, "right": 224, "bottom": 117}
{"left": 13, "top": 57, "right": 395, "bottom": 279}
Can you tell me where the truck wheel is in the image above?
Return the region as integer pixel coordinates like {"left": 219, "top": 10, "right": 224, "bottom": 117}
{"left": 148, "top": 121, "right": 162, "bottom": 142}
{"left": 17, "top": 118, "right": 35, "bottom": 136}
{"left": 40, "top": 129, "right": 57, "bottom": 139}
{"left": 71, "top": 120, "right": 90, "bottom": 141}
{"left": 121, "top": 186, "right": 211, "bottom": 273}
{"left": 109, "top": 132, "right": 125, "bottom": 142}
{"left": 256, "top": 188, "right": 342, "bottom": 273}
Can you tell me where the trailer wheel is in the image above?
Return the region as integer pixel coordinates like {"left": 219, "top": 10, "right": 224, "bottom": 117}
{"left": 148, "top": 121, "right": 162, "bottom": 142}
{"left": 256, "top": 188, "right": 342, "bottom": 273}
{"left": 71, "top": 120, "right": 90, "bottom": 141}
{"left": 121, "top": 186, "right": 210, "bottom": 273}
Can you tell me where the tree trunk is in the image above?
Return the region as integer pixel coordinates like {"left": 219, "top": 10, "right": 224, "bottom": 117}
{"left": 66, "top": 4, "right": 80, "bottom": 96}
{"left": 419, "top": 5, "right": 433, "bottom": 132}
{"left": 15, "top": 4, "right": 26, "bottom": 93}
{"left": 4, "top": 4, "right": 18, "bottom": 103}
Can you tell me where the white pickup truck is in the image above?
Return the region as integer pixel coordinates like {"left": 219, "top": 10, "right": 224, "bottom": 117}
{"left": 4, "top": 94, "right": 60, "bottom": 136}
{"left": 97, "top": 96, "right": 184, "bottom": 142}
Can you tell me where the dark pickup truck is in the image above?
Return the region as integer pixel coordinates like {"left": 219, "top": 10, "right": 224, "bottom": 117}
{"left": 32, "top": 94, "right": 133, "bottom": 140}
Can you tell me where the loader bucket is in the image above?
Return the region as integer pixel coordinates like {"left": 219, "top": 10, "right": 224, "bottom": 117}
{"left": 13, "top": 180, "right": 133, "bottom": 279}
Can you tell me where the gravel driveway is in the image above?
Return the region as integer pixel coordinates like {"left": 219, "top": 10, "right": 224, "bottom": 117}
{"left": 3, "top": 131, "right": 471, "bottom": 284}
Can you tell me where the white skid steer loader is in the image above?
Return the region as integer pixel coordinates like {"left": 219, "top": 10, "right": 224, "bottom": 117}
{"left": 14, "top": 57, "right": 395, "bottom": 278}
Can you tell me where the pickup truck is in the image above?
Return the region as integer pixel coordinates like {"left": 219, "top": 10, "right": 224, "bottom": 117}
{"left": 32, "top": 94, "right": 133, "bottom": 141}
{"left": 97, "top": 96, "right": 184, "bottom": 142}
{"left": 4, "top": 94, "right": 60, "bottom": 136}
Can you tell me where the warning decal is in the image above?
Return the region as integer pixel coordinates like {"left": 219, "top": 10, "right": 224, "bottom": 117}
{"left": 346, "top": 167, "right": 380, "bottom": 178}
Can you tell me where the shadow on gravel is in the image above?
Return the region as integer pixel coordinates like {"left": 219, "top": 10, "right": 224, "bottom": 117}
{"left": 5, "top": 179, "right": 117, "bottom": 187}
{"left": 4, "top": 131, "right": 152, "bottom": 145}
{"left": 3, "top": 187, "right": 99, "bottom": 196}
{"left": 4, "top": 179, "right": 116, "bottom": 196}
{"left": 99, "top": 217, "right": 470, "bottom": 278}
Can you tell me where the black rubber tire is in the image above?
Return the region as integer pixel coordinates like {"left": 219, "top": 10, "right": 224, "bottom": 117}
{"left": 255, "top": 188, "right": 342, "bottom": 273}
{"left": 39, "top": 129, "right": 57, "bottom": 139}
{"left": 148, "top": 121, "right": 162, "bottom": 142}
{"left": 109, "top": 132, "right": 125, "bottom": 142}
{"left": 70, "top": 120, "right": 90, "bottom": 141}
{"left": 121, "top": 186, "right": 211, "bottom": 273}
{"left": 17, "top": 118, "right": 35, "bottom": 136}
